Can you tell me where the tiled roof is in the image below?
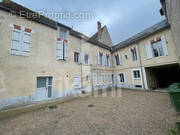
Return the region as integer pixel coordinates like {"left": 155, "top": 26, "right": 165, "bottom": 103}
{"left": 112, "top": 20, "right": 170, "bottom": 52}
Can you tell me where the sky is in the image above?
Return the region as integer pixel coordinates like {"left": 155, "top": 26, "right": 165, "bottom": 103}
{"left": 12, "top": 0, "right": 164, "bottom": 45}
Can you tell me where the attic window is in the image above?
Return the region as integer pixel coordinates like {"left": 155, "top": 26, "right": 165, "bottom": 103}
{"left": 60, "top": 28, "right": 67, "bottom": 40}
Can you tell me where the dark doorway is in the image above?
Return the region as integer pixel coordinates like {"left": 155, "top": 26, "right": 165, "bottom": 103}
{"left": 146, "top": 64, "right": 180, "bottom": 89}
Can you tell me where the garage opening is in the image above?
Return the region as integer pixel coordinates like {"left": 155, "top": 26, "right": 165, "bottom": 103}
{"left": 146, "top": 64, "right": 180, "bottom": 89}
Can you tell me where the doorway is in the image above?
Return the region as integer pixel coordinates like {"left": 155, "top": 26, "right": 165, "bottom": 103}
{"left": 36, "top": 77, "right": 52, "bottom": 101}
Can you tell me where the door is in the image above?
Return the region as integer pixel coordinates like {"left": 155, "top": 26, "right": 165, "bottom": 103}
{"left": 36, "top": 77, "right": 52, "bottom": 101}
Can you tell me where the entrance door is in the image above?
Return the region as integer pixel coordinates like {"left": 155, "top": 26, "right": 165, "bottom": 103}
{"left": 36, "top": 77, "right": 52, "bottom": 101}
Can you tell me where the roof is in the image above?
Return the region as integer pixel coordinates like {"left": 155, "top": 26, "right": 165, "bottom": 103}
{"left": 0, "top": 1, "right": 170, "bottom": 52}
{"left": 89, "top": 26, "right": 105, "bottom": 42}
{"left": 0, "top": 0, "right": 111, "bottom": 50}
{"left": 112, "top": 19, "right": 170, "bottom": 52}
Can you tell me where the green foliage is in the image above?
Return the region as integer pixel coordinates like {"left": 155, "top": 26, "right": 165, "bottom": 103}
{"left": 169, "top": 126, "right": 179, "bottom": 135}
{"left": 167, "top": 83, "right": 180, "bottom": 92}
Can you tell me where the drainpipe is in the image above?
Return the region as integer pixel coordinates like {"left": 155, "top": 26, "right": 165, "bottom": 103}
{"left": 80, "top": 36, "right": 83, "bottom": 92}
{"left": 136, "top": 42, "right": 146, "bottom": 90}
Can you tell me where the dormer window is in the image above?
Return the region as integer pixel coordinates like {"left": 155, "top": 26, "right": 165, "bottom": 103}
{"left": 60, "top": 28, "right": 67, "bottom": 40}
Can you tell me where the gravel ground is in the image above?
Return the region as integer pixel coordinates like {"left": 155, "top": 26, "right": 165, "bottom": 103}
{"left": 0, "top": 89, "right": 177, "bottom": 135}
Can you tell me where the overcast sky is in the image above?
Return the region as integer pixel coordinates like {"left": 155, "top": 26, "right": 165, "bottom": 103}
{"left": 12, "top": 0, "right": 164, "bottom": 45}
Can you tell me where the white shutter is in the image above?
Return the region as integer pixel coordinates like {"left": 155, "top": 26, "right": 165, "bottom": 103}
{"left": 78, "top": 76, "right": 81, "bottom": 88}
{"left": 56, "top": 40, "right": 63, "bottom": 60}
{"left": 22, "top": 32, "right": 30, "bottom": 56}
{"left": 97, "top": 53, "right": 100, "bottom": 65}
{"left": 118, "top": 53, "right": 122, "bottom": 65}
{"left": 80, "top": 53, "right": 84, "bottom": 64}
{"left": 109, "top": 57, "right": 112, "bottom": 67}
{"left": 90, "top": 55, "right": 93, "bottom": 65}
{"left": 124, "top": 73, "right": 127, "bottom": 83}
{"left": 117, "top": 74, "right": 120, "bottom": 84}
{"left": 136, "top": 45, "right": 139, "bottom": 60}
{"left": 161, "top": 35, "right": 168, "bottom": 56}
{"left": 145, "top": 41, "right": 153, "bottom": 59}
{"left": 74, "top": 76, "right": 81, "bottom": 88}
{"left": 64, "top": 42, "right": 68, "bottom": 60}
{"left": 102, "top": 54, "right": 105, "bottom": 66}
{"left": 113, "top": 56, "right": 117, "bottom": 66}
{"left": 93, "top": 73, "right": 97, "bottom": 86}
{"left": 11, "top": 29, "right": 21, "bottom": 55}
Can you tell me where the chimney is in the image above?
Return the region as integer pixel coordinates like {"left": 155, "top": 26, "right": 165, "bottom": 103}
{"left": 97, "top": 21, "right": 102, "bottom": 40}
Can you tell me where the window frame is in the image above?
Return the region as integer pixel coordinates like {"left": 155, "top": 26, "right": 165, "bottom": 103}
{"left": 74, "top": 52, "right": 80, "bottom": 63}
{"left": 119, "top": 73, "right": 125, "bottom": 83}
{"left": 152, "top": 40, "right": 164, "bottom": 58}
{"left": 84, "top": 54, "right": 89, "bottom": 65}
{"left": 131, "top": 48, "right": 137, "bottom": 61}
{"left": 132, "top": 70, "right": 141, "bottom": 80}
{"left": 60, "top": 28, "right": 67, "bottom": 40}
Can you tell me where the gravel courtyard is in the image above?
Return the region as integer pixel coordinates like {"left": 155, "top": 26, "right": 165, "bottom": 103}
{"left": 0, "top": 90, "right": 177, "bottom": 135}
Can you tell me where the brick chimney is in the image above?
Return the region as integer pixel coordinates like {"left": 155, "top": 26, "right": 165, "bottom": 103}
{"left": 97, "top": 21, "right": 102, "bottom": 40}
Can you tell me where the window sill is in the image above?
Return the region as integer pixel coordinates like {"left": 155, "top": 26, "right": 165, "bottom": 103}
{"left": 133, "top": 78, "right": 141, "bottom": 80}
{"left": 11, "top": 53, "right": 30, "bottom": 57}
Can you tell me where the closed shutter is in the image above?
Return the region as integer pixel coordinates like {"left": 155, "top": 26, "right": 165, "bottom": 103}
{"left": 117, "top": 74, "right": 120, "bottom": 84}
{"left": 56, "top": 40, "right": 63, "bottom": 60}
{"left": 161, "top": 35, "right": 168, "bottom": 56}
{"left": 22, "top": 32, "right": 30, "bottom": 56}
{"left": 123, "top": 73, "right": 127, "bottom": 83}
{"left": 64, "top": 42, "right": 68, "bottom": 60}
{"left": 97, "top": 53, "right": 100, "bottom": 65}
{"left": 90, "top": 55, "right": 93, "bottom": 65}
{"left": 80, "top": 53, "right": 84, "bottom": 64}
{"left": 145, "top": 41, "right": 153, "bottom": 59}
{"left": 136, "top": 45, "right": 139, "bottom": 60}
{"left": 118, "top": 53, "right": 122, "bottom": 65}
{"left": 93, "top": 73, "right": 97, "bottom": 86}
{"left": 78, "top": 76, "right": 81, "bottom": 88}
{"left": 11, "top": 29, "right": 21, "bottom": 55}
{"left": 102, "top": 54, "right": 106, "bottom": 66}
{"left": 109, "top": 57, "right": 112, "bottom": 67}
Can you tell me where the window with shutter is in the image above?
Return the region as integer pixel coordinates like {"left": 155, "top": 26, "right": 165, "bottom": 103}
{"left": 22, "top": 32, "right": 30, "bottom": 56}
{"left": 11, "top": 25, "right": 32, "bottom": 56}
{"left": 56, "top": 40, "right": 64, "bottom": 60}
{"left": 145, "top": 41, "right": 153, "bottom": 59}
{"left": 11, "top": 29, "right": 21, "bottom": 55}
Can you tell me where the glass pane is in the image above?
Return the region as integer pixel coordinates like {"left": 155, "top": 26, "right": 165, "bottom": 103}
{"left": 37, "top": 77, "right": 46, "bottom": 88}
{"left": 48, "top": 86, "right": 52, "bottom": 97}
{"left": 158, "top": 41, "right": 164, "bottom": 56}
{"left": 48, "top": 77, "right": 52, "bottom": 85}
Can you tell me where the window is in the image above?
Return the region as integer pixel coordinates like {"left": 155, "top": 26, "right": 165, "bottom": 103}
{"left": 131, "top": 47, "right": 137, "bottom": 61}
{"left": 115, "top": 55, "right": 120, "bottom": 66}
{"left": 74, "top": 76, "right": 81, "bottom": 88}
{"left": 101, "top": 74, "right": 105, "bottom": 83}
{"left": 74, "top": 52, "right": 80, "bottom": 63}
{"left": 86, "top": 75, "right": 90, "bottom": 82}
{"left": 152, "top": 40, "right": 164, "bottom": 57}
{"left": 84, "top": 54, "right": 89, "bottom": 65}
{"left": 108, "top": 74, "right": 112, "bottom": 83}
{"left": 133, "top": 70, "right": 141, "bottom": 79}
{"left": 106, "top": 55, "right": 110, "bottom": 66}
{"left": 119, "top": 73, "right": 125, "bottom": 83}
{"left": 11, "top": 26, "right": 31, "bottom": 56}
{"left": 125, "top": 55, "right": 128, "bottom": 60}
{"left": 60, "top": 28, "right": 67, "bottom": 40}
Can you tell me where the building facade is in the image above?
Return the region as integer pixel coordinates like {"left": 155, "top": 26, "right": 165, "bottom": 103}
{"left": 0, "top": 1, "right": 179, "bottom": 110}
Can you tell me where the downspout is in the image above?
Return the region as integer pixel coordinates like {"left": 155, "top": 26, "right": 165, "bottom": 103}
{"left": 136, "top": 42, "right": 146, "bottom": 90}
{"left": 80, "top": 36, "right": 83, "bottom": 91}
